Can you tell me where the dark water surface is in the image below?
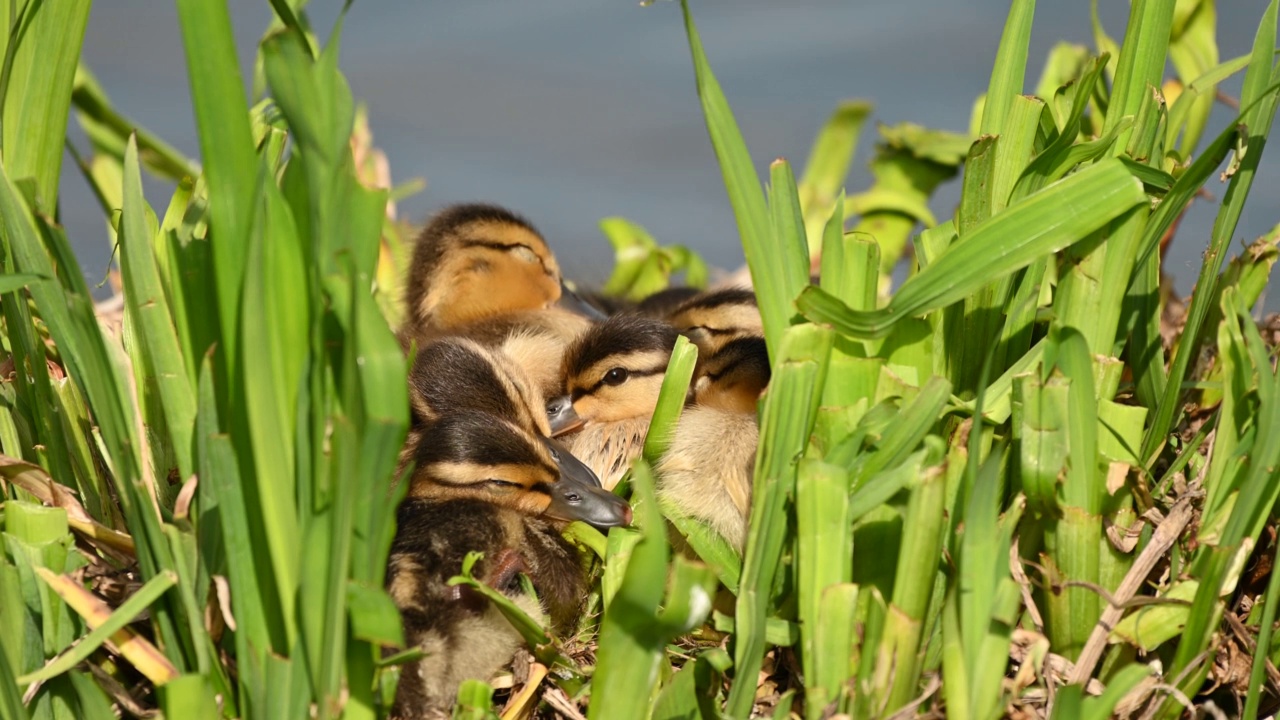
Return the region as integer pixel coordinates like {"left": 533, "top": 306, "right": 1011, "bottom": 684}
{"left": 63, "top": 1, "right": 1279, "bottom": 310}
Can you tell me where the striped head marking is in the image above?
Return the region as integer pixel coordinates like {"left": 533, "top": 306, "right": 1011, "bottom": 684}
{"left": 404, "top": 203, "right": 563, "bottom": 330}
{"left": 668, "top": 287, "right": 762, "bottom": 357}
{"left": 409, "top": 412, "right": 559, "bottom": 516}
{"left": 560, "top": 314, "right": 680, "bottom": 424}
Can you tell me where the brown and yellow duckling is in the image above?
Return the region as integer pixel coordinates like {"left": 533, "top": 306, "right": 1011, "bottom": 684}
{"left": 397, "top": 203, "right": 601, "bottom": 397}
{"left": 401, "top": 203, "right": 564, "bottom": 338}
{"left": 405, "top": 335, "right": 631, "bottom": 528}
{"left": 387, "top": 497, "right": 585, "bottom": 719}
{"left": 653, "top": 335, "right": 770, "bottom": 551}
{"left": 547, "top": 309, "right": 770, "bottom": 549}
{"left": 546, "top": 314, "right": 682, "bottom": 490}
{"left": 664, "top": 286, "right": 763, "bottom": 364}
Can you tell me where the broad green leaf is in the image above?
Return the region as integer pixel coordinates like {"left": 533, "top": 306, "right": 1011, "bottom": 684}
{"left": 799, "top": 159, "right": 1146, "bottom": 339}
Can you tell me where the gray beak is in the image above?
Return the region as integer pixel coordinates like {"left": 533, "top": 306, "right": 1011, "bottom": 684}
{"left": 540, "top": 437, "right": 632, "bottom": 528}
{"left": 547, "top": 395, "right": 584, "bottom": 437}
{"left": 558, "top": 280, "right": 610, "bottom": 322}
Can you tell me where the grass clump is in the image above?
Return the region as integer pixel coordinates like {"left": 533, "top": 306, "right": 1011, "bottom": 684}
{"left": 2, "top": 0, "right": 1280, "bottom": 718}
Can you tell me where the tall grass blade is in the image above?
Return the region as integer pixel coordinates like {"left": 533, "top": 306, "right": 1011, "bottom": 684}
{"left": 173, "top": 0, "right": 258, "bottom": 375}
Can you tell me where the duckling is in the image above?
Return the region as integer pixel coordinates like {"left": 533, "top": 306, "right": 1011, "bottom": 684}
{"left": 398, "top": 202, "right": 600, "bottom": 402}
{"left": 387, "top": 497, "right": 585, "bottom": 719}
{"left": 405, "top": 336, "right": 631, "bottom": 528}
{"left": 634, "top": 286, "right": 702, "bottom": 318}
{"left": 407, "top": 336, "right": 550, "bottom": 435}
{"left": 401, "top": 203, "right": 564, "bottom": 339}
{"left": 654, "top": 335, "right": 771, "bottom": 551}
{"left": 665, "top": 287, "right": 762, "bottom": 363}
{"left": 548, "top": 314, "right": 681, "bottom": 489}
{"left": 546, "top": 309, "right": 769, "bottom": 548}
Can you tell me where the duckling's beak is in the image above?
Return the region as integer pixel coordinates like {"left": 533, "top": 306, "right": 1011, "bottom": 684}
{"left": 557, "top": 280, "right": 610, "bottom": 322}
{"left": 541, "top": 437, "right": 632, "bottom": 528}
{"left": 546, "top": 395, "right": 584, "bottom": 436}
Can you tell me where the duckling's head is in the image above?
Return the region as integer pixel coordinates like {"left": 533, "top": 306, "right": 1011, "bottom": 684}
{"left": 404, "top": 203, "right": 563, "bottom": 332}
{"left": 409, "top": 410, "right": 631, "bottom": 528}
{"left": 667, "top": 287, "right": 762, "bottom": 358}
{"left": 693, "top": 335, "right": 771, "bottom": 415}
{"left": 408, "top": 336, "right": 550, "bottom": 437}
{"left": 635, "top": 286, "right": 702, "bottom": 317}
{"left": 549, "top": 314, "right": 679, "bottom": 431}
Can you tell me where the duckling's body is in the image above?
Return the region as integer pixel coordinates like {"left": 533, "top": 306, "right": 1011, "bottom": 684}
{"left": 387, "top": 497, "right": 584, "bottom": 719}
{"left": 553, "top": 314, "right": 681, "bottom": 489}
{"left": 654, "top": 336, "right": 771, "bottom": 551}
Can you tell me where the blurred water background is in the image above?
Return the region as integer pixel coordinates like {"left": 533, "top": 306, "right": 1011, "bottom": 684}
{"left": 63, "top": 0, "right": 1279, "bottom": 310}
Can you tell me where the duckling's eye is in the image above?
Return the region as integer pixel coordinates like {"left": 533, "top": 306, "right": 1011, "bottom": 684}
{"left": 603, "top": 367, "right": 629, "bottom": 386}
{"left": 503, "top": 572, "right": 527, "bottom": 594}
{"left": 510, "top": 245, "right": 540, "bottom": 265}
{"left": 485, "top": 479, "right": 523, "bottom": 493}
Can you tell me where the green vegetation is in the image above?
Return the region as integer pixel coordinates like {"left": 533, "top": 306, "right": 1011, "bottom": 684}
{"left": 2, "top": 0, "right": 1280, "bottom": 718}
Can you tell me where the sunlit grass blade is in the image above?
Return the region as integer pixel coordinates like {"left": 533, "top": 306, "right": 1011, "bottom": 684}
{"left": 977, "top": 0, "right": 1034, "bottom": 138}
{"left": 1102, "top": 0, "right": 1175, "bottom": 154}
{"left": 642, "top": 336, "right": 697, "bottom": 464}
{"left": 17, "top": 571, "right": 177, "bottom": 686}
{"left": 680, "top": 0, "right": 806, "bottom": 358}
{"left": 33, "top": 568, "right": 178, "bottom": 686}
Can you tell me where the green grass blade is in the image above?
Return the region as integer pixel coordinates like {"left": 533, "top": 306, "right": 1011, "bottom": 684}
{"left": 590, "top": 460, "right": 685, "bottom": 720}
{"left": 119, "top": 135, "right": 196, "bottom": 480}
{"left": 0, "top": 0, "right": 90, "bottom": 205}
{"left": 978, "top": 0, "right": 1035, "bottom": 137}
{"left": 1103, "top": 0, "right": 1175, "bottom": 154}
{"left": 680, "top": 0, "right": 804, "bottom": 358}
{"left": 727, "top": 324, "right": 832, "bottom": 718}
{"left": 642, "top": 336, "right": 698, "bottom": 463}
{"left": 173, "top": 0, "right": 258, "bottom": 375}
{"left": 1141, "top": 1, "right": 1280, "bottom": 461}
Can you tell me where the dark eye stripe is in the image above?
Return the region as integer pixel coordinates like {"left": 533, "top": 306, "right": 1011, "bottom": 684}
{"left": 460, "top": 240, "right": 553, "bottom": 275}
{"left": 579, "top": 366, "right": 666, "bottom": 398}
{"left": 685, "top": 325, "right": 742, "bottom": 336}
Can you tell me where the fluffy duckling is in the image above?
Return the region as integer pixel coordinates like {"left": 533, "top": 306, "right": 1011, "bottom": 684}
{"left": 387, "top": 497, "right": 585, "bottom": 719}
{"left": 547, "top": 309, "right": 770, "bottom": 548}
{"left": 634, "top": 286, "right": 702, "bottom": 318}
{"left": 401, "top": 203, "right": 563, "bottom": 339}
{"left": 547, "top": 314, "right": 680, "bottom": 490}
{"left": 399, "top": 203, "right": 600, "bottom": 401}
{"left": 665, "top": 287, "right": 763, "bottom": 363}
{"left": 405, "top": 337, "right": 631, "bottom": 528}
{"left": 654, "top": 336, "right": 771, "bottom": 551}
